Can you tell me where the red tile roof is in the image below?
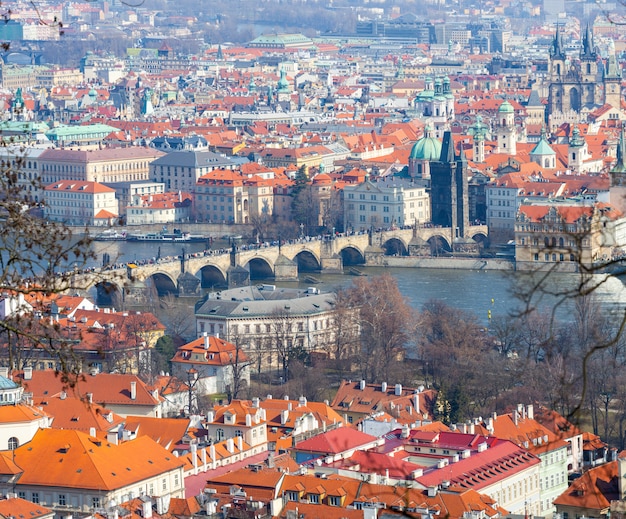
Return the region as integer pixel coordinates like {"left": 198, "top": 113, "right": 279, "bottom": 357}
{"left": 294, "top": 427, "right": 378, "bottom": 455}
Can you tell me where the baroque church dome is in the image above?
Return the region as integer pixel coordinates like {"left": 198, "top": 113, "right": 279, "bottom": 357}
{"left": 410, "top": 125, "right": 442, "bottom": 161}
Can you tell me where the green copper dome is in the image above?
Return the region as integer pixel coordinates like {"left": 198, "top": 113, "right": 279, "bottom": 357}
{"left": 498, "top": 100, "right": 514, "bottom": 113}
{"left": 410, "top": 126, "right": 442, "bottom": 161}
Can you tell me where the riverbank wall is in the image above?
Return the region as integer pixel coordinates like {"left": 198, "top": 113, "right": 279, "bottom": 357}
{"left": 374, "top": 256, "right": 515, "bottom": 271}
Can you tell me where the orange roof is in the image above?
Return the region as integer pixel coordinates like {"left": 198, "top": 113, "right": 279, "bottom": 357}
{"left": 46, "top": 181, "right": 116, "bottom": 194}
{"left": 36, "top": 394, "right": 124, "bottom": 433}
{"left": 8, "top": 429, "right": 183, "bottom": 490}
{"left": 15, "top": 370, "right": 162, "bottom": 408}
{"left": 0, "top": 496, "right": 53, "bottom": 518}
{"left": 519, "top": 203, "right": 622, "bottom": 224}
{"left": 172, "top": 335, "right": 249, "bottom": 366}
{"left": 554, "top": 460, "right": 618, "bottom": 511}
{"left": 471, "top": 409, "right": 568, "bottom": 456}
{"left": 124, "top": 416, "right": 189, "bottom": 451}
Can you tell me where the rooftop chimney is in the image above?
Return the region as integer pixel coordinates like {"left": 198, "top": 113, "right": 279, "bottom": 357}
{"left": 381, "top": 381, "right": 387, "bottom": 393}
{"left": 359, "top": 379, "right": 366, "bottom": 390}
{"left": 23, "top": 366, "right": 32, "bottom": 380}
{"left": 130, "top": 381, "right": 137, "bottom": 400}
{"left": 527, "top": 404, "right": 534, "bottom": 420}
{"left": 204, "top": 335, "right": 209, "bottom": 349}
{"left": 394, "top": 383, "right": 402, "bottom": 396}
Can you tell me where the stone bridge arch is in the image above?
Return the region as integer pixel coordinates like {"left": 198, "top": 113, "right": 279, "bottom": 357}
{"left": 339, "top": 245, "right": 366, "bottom": 266}
{"left": 148, "top": 272, "right": 178, "bottom": 297}
{"left": 383, "top": 237, "right": 409, "bottom": 256}
{"left": 94, "top": 280, "right": 124, "bottom": 308}
{"left": 246, "top": 257, "right": 275, "bottom": 280}
{"left": 293, "top": 249, "right": 321, "bottom": 272}
{"left": 427, "top": 234, "right": 452, "bottom": 255}
{"left": 196, "top": 265, "right": 228, "bottom": 289}
{"left": 468, "top": 230, "right": 488, "bottom": 248}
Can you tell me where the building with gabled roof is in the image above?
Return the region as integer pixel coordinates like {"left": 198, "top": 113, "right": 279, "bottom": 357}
{"left": 171, "top": 333, "right": 250, "bottom": 400}
{"left": 534, "top": 405, "right": 584, "bottom": 474}
{"left": 554, "top": 458, "right": 619, "bottom": 519}
{"left": 13, "top": 369, "right": 163, "bottom": 418}
{"left": 291, "top": 426, "right": 380, "bottom": 464}
{"left": 34, "top": 392, "right": 124, "bottom": 437}
{"left": 410, "top": 432, "right": 541, "bottom": 516}
{"left": 205, "top": 399, "right": 267, "bottom": 448}
{"left": 44, "top": 180, "right": 118, "bottom": 226}
{"left": 126, "top": 190, "right": 193, "bottom": 225}
{"left": 330, "top": 380, "right": 436, "bottom": 426}
{"left": 205, "top": 466, "right": 507, "bottom": 519}
{"left": 0, "top": 429, "right": 185, "bottom": 515}
{"left": 0, "top": 495, "right": 54, "bottom": 519}
{"left": 515, "top": 201, "right": 626, "bottom": 270}
{"left": 469, "top": 404, "right": 568, "bottom": 518}
{"left": 257, "top": 395, "right": 345, "bottom": 452}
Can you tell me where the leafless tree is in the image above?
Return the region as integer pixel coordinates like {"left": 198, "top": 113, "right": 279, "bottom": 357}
{"left": 343, "top": 274, "right": 415, "bottom": 382}
{"left": 226, "top": 333, "right": 253, "bottom": 401}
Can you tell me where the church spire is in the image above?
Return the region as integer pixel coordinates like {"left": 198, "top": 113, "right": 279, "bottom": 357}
{"left": 551, "top": 23, "right": 565, "bottom": 59}
{"left": 581, "top": 23, "right": 596, "bottom": 59}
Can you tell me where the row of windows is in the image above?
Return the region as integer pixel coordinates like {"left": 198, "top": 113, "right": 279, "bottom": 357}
{"left": 534, "top": 253, "right": 576, "bottom": 262}
{"left": 490, "top": 211, "right": 514, "bottom": 219}
{"left": 285, "top": 491, "right": 342, "bottom": 506}
{"left": 48, "top": 192, "right": 110, "bottom": 200}
{"left": 230, "top": 318, "right": 331, "bottom": 335}
{"left": 541, "top": 472, "right": 566, "bottom": 490}
{"left": 18, "top": 477, "right": 178, "bottom": 508}
{"left": 519, "top": 237, "right": 576, "bottom": 248}
{"left": 490, "top": 199, "right": 512, "bottom": 207}
{"left": 494, "top": 475, "right": 538, "bottom": 505}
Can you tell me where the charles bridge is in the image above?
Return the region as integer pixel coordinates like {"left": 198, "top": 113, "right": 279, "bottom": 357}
{"left": 76, "top": 225, "right": 488, "bottom": 305}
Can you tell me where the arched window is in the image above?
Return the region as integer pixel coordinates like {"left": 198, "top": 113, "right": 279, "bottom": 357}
{"left": 551, "top": 237, "right": 557, "bottom": 247}
{"left": 545, "top": 237, "right": 550, "bottom": 247}
{"left": 216, "top": 428, "right": 224, "bottom": 441}
{"left": 8, "top": 437, "right": 18, "bottom": 450}
{"left": 559, "top": 237, "right": 564, "bottom": 248}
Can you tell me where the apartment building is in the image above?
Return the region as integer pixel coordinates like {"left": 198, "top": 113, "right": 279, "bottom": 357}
{"left": 44, "top": 180, "right": 118, "bottom": 226}
{"left": 514, "top": 202, "right": 626, "bottom": 270}
{"left": 38, "top": 147, "right": 165, "bottom": 185}
{"left": 149, "top": 150, "right": 236, "bottom": 192}
{"left": 343, "top": 178, "right": 430, "bottom": 231}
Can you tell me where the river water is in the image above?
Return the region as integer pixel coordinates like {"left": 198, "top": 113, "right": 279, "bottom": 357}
{"left": 89, "top": 239, "right": 626, "bottom": 324}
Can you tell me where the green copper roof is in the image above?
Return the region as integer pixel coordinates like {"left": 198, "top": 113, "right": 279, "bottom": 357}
{"left": 498, "top": 100, "right": 514, "bottom": 113}
{"left": 531, "top": 137, "right": 555, "bottom": 156}
{"left": 410, "top": 131, "right": 442, "bottom": 161}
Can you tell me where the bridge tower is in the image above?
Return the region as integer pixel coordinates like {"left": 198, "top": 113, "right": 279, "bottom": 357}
{"left": 430, "top": 131, "right": 470, "bottom": 239}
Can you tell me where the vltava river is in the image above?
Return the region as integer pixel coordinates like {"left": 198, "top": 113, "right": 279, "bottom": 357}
{"left": 89, "top": 239, "right": 626, "bottom": 324}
